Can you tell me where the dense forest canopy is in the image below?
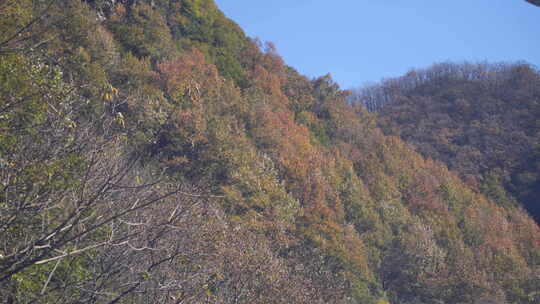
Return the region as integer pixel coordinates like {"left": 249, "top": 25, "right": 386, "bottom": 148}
{"left": 351, "top": 62, "right": 540, "bottom": 223}
{"left": 1, "top": 1, "right": 539, "bottom": 303}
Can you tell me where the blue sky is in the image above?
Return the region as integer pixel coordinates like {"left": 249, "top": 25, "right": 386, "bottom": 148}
{"left": 214, "top": 1, "right": 539, "bottom": 89}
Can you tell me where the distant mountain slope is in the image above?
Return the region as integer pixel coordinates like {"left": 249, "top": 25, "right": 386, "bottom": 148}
{"left": 351, "top": 62, "right": 540, "bottom": 223}
{"left": 1, "top": 1, "right": 539, "bottom": 304}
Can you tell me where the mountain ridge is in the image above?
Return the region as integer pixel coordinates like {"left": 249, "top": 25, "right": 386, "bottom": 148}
{"left": 351, "top": 61, "right": 540, "bottom": 223}
{"left": 1, "top": 1, "right": 539, "bottom": 303}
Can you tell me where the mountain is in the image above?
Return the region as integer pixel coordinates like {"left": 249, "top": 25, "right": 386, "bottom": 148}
{"left": 351, "top": 62, "right": 540, "bottom": 224}
{"left": 1, "top": 1, "right": 539, "bottom": 303}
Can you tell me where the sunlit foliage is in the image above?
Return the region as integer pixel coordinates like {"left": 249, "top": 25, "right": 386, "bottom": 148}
{"left": 1, "top": 1, "right": 539, "bottom": 304}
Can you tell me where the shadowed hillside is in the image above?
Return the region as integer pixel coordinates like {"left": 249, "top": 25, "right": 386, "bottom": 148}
{"left": 352, "top": 62, "right": 540, "bottom": 224}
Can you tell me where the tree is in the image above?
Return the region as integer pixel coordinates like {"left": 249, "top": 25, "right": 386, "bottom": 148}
{"left": 0, "top": 53, "right": 191, "bottom": 303}
{"left": 525, "top": 0, "right": 540, "bottom": 7}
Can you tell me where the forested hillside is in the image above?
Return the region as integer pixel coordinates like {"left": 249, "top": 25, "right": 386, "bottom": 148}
{"left": 1, "top": 1, "right": 539, "bottom": 303}
{"left": 351, "top": 62, "right": 540, "bottom": 223}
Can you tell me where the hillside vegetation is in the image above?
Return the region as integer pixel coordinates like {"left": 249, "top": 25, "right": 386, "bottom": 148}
{"left": 1, "top": 1, "right": 539, "bottom": 303}
{"left": 352, "top": 62, "right": 540, "bottom": 223}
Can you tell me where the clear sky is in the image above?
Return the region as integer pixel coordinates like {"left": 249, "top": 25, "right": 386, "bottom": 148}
{"left": 214, "top": 1, "right": 539, "bottom": 89}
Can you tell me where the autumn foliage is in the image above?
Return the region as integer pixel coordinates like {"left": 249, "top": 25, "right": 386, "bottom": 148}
{"left": 1, "top": 1, "right": 539, "bottom": 304}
